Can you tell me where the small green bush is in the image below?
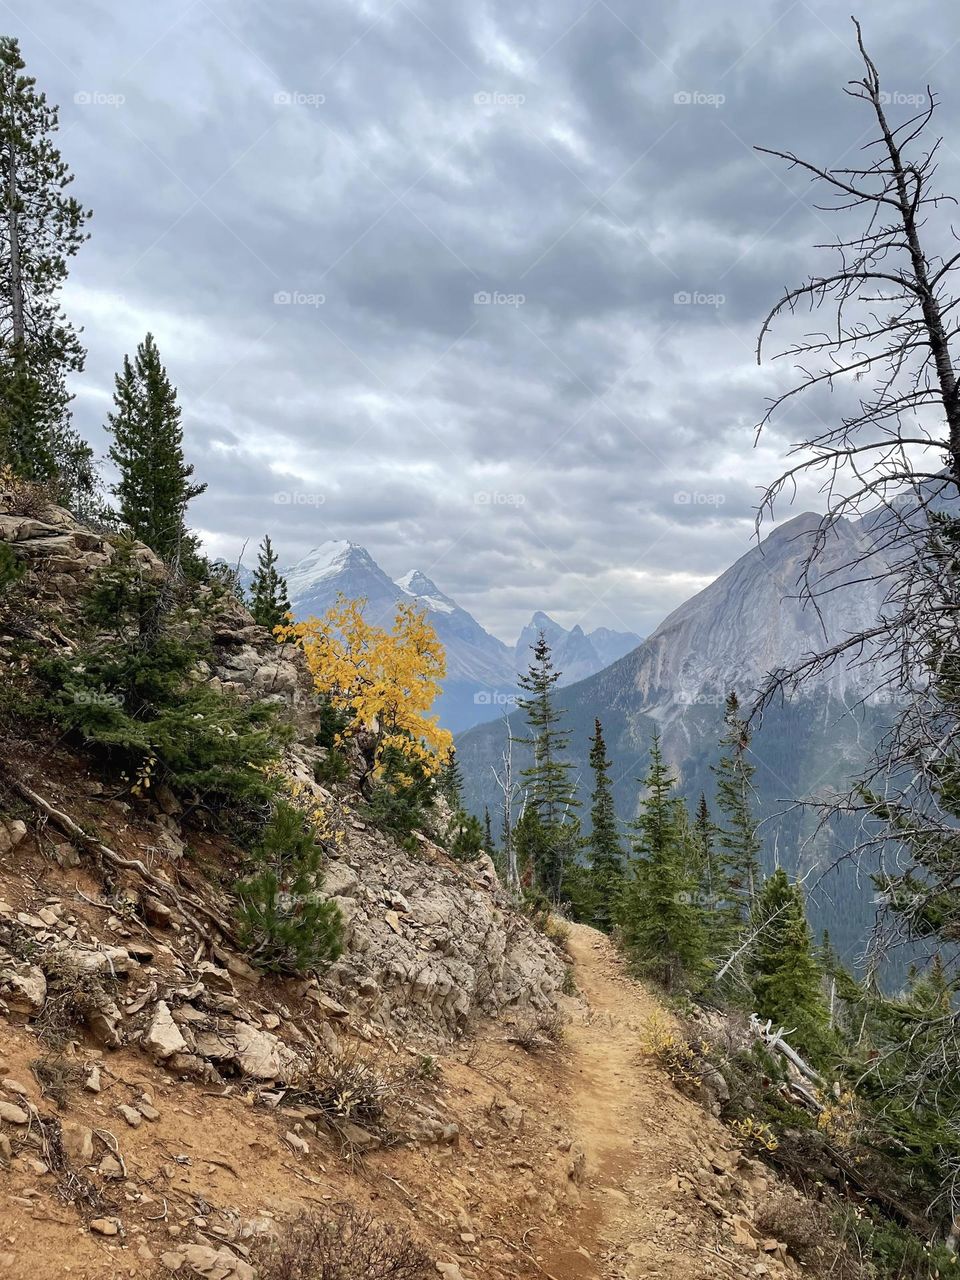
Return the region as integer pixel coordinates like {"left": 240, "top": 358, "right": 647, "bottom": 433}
{"left": 314, "top": 749, "right": 349, "bottom": 785}
{"left": 30, "top": 545, "right": 289, "bottom": 812}
{"left": 236, "top": 798, "right": 343, "bottom": 974}
{"left": 449, "top": 809, "right": 483, "bottom": 861}
{"left": 315, "top": 696, "right": 350, "bottom": 750}
{"left": 362, "top": 745, "right": 435, "bottom": 849}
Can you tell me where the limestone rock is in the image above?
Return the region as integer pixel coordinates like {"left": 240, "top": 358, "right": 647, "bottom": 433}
{"left": 0, "top": 958, "right": 46, "bottom": 1014}
{"left": 90, "top": 1217, "right": 122, "bottom": 1236}
{"left": 143, "top": 1001, "right": 188, "bottom": 1060}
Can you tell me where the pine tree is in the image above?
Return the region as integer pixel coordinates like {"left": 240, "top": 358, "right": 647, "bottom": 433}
{"left": 437, "top": 748, "right": 464, "bottom": 809}
{"left": 249, "top": 535, "right": 290, "bottom": 630}
{"left": 749, "top": 868, "right": 833, "bottom": 1062}
{"left": 619, "top": 733, "right": 705, "bottom": 993}
{"left": 712, "top": 692, "right": 762, "bottom": 925}
{"left": 483, "top": 805, "right": 494, "bottom": 852}
{"left": 106, "top": 334, "right": 205, "bottom": 563}
{"left": 236, "top": 798, "right": 343, "bottom": 974}
{"left": 587, "top": 717, "right": 624, "bottom": 932}
{"left": 0, "top": 37, "right": 94, "bottom": 504}
{"left": 514, "top": 631, "right": 579, "bottom": 900}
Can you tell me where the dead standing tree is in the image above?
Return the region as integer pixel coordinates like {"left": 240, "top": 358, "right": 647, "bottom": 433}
{"left": 754, "top": 17, "right": 960, "bottom": 702}
{"left": 753, "top": 18, "right": 960, "bottom": 1227}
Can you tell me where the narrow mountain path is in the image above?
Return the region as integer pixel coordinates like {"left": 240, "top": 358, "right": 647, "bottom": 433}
{"left": 541, "top": 924, "right": 771, "bottom": 1280}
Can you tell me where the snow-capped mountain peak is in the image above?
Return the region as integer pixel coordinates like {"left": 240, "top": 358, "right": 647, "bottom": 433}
{"left": 396, "top": 569, "right": 456, "bottom": 614}
{"left": 283, "top": 540, "right": 379, "bottom": 599}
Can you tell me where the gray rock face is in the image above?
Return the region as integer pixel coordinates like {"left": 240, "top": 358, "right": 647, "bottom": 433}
{"left": 143, "top": 1001, "right": 188, "bottom": 1060}
{"left": 319, "top": 833, "right": 565, "bottom": 1035}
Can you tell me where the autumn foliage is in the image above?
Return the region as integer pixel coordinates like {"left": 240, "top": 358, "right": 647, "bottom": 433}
{"left": 276, "top": 596, "right": 453, "bottom": 775}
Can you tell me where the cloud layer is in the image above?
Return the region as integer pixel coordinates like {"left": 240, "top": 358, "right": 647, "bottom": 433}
{"left": 19, "top": 0, "right": 960, "bottom": 641}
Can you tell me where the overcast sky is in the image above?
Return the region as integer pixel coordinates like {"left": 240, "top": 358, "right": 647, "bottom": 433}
{"left": 16, "top": 0, "right": 960, "bottom": 642}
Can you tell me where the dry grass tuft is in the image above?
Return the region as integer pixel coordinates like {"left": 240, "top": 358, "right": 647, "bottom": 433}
{"left": 253, "top": 1204, "right": 431, "bottom": 1280}
{"left": 510, "top": 1007, "right": 566, "bottom": 1053}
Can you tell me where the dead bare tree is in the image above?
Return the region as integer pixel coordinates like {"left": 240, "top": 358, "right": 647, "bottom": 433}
{"left": 490, "top": 714, "right": 520, "bottom": 893}
{"left": 753, "top": 17, "right": 960, "bottom": 1228}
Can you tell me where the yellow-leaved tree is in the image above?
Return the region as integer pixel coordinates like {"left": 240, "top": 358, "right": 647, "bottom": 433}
{"left": 276, "top": 595, "right": 453, "bottom": 777}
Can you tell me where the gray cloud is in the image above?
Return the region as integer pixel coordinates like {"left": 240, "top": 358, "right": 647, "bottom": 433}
{"left": 17, "top": 0, "right": 960, "bottom": 641}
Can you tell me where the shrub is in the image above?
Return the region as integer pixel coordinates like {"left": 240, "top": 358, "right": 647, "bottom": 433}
{"left": 0, "top": 466, "right": 55, "bottom": 518}
{"left": 731, "top": 1114, "right": 779, "bottom": 1154}
{"left": 362, "top": 745, "right": 436, "bottom": 848}
{"left": 511, "top": 1008, "right": 566, "bottom": 1053}
{"left": 254, "top": 1205, "right": 431, "bottom": 1280}
{"left": 315, "top": 695, "right": 350, "bottom": 751}
{"left": 290, "top": 1045, "right": 396, "bottom": 1126}
{"left": 31, "top": 546, "right": 289, "bottom": 812}
{"left": 314, "top": 748, "right": 349, "bottom": 785}
{"left": 0, "top": 541, "right": 22, "bottom": 591}
{"left": 544, "top": 914, "right": 571, "bottom": 950}
{"left": 35, "top": 951, "right": 118, "bottom": 1048}
{"left": 448, "top": 809, "right": 483, "bottom": 861}
{"left": 755, "top": 1195, "right": 823, "bottom": 1264}
{"left": 851, "top": 1212, "right": 960, "bottom": 1280}
{"left": 236, "top": 798, "right": 343, "bottom": 974}
{"left": 639, "top": 1011, "right": 712, "bottom": 1092}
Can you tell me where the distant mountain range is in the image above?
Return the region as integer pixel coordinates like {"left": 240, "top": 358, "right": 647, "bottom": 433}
{"left": 456, "top": 510, "right": 897, "bottom": 964}
{"left": 275, "top": 540, "right": 641, "bottom": 732}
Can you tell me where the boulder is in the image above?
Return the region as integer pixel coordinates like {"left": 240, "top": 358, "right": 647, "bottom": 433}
{"left": 143, "top": 1001, "right": 188, "bottom": 1060}
{"left": 0, "top": 958, "right": 46, "bottom": 1014}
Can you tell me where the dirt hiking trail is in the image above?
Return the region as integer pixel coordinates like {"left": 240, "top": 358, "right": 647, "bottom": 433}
{"left": 0, "top": 920, "right": 786, "bottom": 1280}
{"left": 542, "top": 923, "right": 784, "bottom": 1280}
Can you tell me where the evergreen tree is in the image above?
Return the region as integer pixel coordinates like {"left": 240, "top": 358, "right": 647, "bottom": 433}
{"left": 450, "top": 810, "right": 484, "bottom": 861}
{"left": 249, "top": 534, "right": 290, "bottom": 629}
{"left": 236, "top": 798, "right": 343, "bottom": 974}
{"left": 106, "top": 334, "right": 205, "bottom": 563}
{"left": 514, "top": 630, "right": 579, "bottom": 900}
{"left": 692, "top": 790, "right": 733, "bottom": 964}
{"left": 586, "top": 717, "right": 624, "bottom": 932}
{"left": 749, "top": 868, "right": 833, "bottom": 1063}
{"left": 437, "top": 748, "right": 464, "bottom": 809}
{"left": 619, "top": 733, "right": 705, "bottom": 992}
{"left": 0, "top": 37, "right": 94, "bottom": 504}
{"left": 712, "top": 692, "right": 762, "bottom": 925}
{"left": 483, "top": 805, "right": 494, "bottom": 852}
